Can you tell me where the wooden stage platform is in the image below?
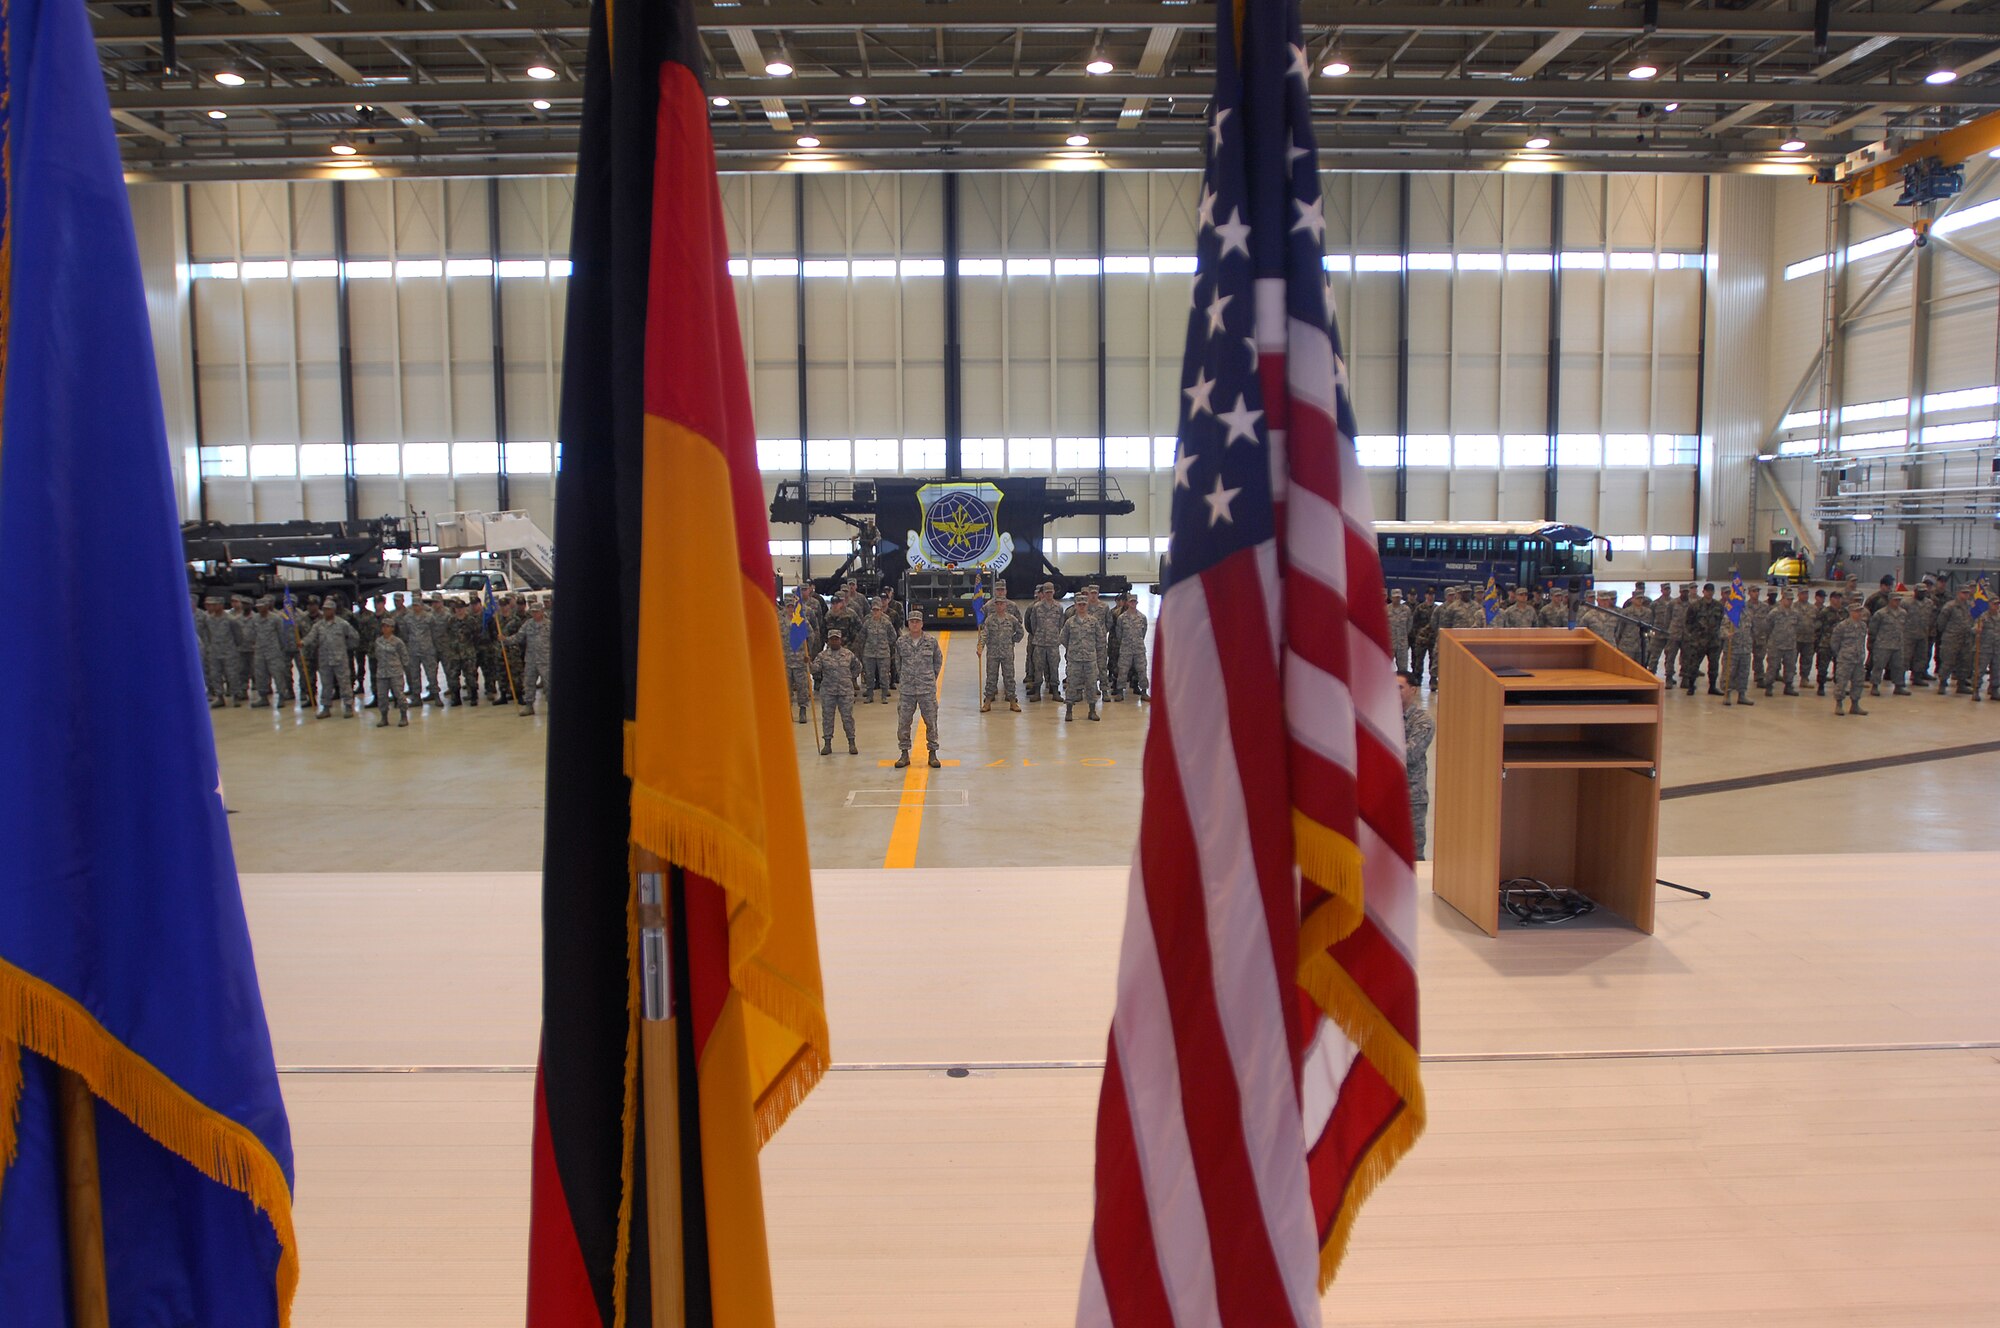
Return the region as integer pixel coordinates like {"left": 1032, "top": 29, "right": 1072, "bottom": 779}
{"left": 250, "top": 855, "right": 2000, "bottom": 1326}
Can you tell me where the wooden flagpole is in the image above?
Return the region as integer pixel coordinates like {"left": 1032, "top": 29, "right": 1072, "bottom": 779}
{"left": 57, "top": 1069, "right": 111, "bottom": 1328}
{"left": 635, "top": 854, "right": 686, "bottom": 1328}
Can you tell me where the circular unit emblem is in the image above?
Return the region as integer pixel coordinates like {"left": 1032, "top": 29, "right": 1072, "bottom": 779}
{"left": 926, "top": 489, "right": 995, "bottom": 566}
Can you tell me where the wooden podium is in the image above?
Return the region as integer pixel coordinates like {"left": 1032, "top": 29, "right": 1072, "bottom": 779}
{"left": 1432, "top": 629, "right": 1664, "bottom": 936}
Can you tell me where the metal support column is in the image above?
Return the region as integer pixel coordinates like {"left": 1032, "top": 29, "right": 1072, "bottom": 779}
{"left": 1096, "top": 172, "right": 1109, "bottom": 578}
{"left": 332, "top": 180, "right": 359, "bottom": 523}
{"left": 1544, "top": 175, "right": 1565, "bottom": 521}
{"left": 1394, "top": 173, "right": 1411, "bottom": 521}
{"left": 183, "top": 184, "right": 211, "bottom": 523}
{"left": 943, "top": 172, "right": 964, "bottom": 480}
{"left": 1902, "top": 232, "right": 1933, "bottom": 578}
{"left": 488, "top": 178, "right": 512, "bottom": 512}
{"left": 795, "top": 175, "right": 811, "bottom": 581}
{"left": 1691, "top": 176, "right": 1712, "bottom": 559}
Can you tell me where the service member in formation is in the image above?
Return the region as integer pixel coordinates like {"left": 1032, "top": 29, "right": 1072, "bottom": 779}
{"left": 1082, "top": 585, "right": 1114, "bottom": 701}
{"left": 1398, "top": 670, "right": 1434, "bottom": 861}
{"left": 1798, "top": 588, "right": 1824, "bottom": 688}
{"left": 1683, "top": 584, "right": 1726, "bottom": 695}
{"left": 197, "top": 597, "right": 233, "bottom": 707}
{"left": 1386, "top": 590, "right": 1413, "bottom": 670}
{"left": 1112, "top": 594, "right": 1150, "bottom": 701}
{"left": 1660, "top": 584, "right": 1692, "bottom": 686}
{"left": 1497, "top": 586, "right": 1539, "bottom": 628}
{"left": 893, "top": 611, "right": 944, "bottom": 769}
{"left": 1812, "top": 590, "right": 1843, "bottom": 694}
{"left": 1024, "top": 582, "right": 1064, "bottom": 703}
{"left": 857, "top": 601, "right": 896, "bottom": 703}
{"left": 1975, "top": 601, "right": 1999, "bottom": 701}
{"left": 248, "top": 598, "right": 291, "bottom": 709}
{"left": 1060, "top": 598, "right": 1102, "bottom": 723}
{"left": 304, "top": 602, "right": 361, "bottom": 719}
{"left": 1647, "top": 583, "right": 1674, "bottom": 674}
{"left": 1831, "top": 598, "right": 1871, "bottom": 715}
{"left": 1763, "top": 588, "right": 1802, "bottom": 696}
{"left": 1622, "top": 582, "right": 1653, "bottom": 664}
{"left": 1538, "top": 585, "right": 1572, "bottom": 630}
{"left": 517, "top": 600, "right": 553, "bottom": 715}
{"left": 1722, "top": 600, "right": 1756, "bottom": 706}
{"left": 1934, "top": 583, "right": 1977, "bottom": 696}
{"left": 979, "top": 585, "right": 1025, "bottom": 714}
{"left": 1868, "top": 591, "right": 1910, "bottom": 696}
{"left": 371, "top": 619, "right": 413, "bottom": 727}
{"left": 811, "top": 628, "right": 862, "bottom": 756}
{"left": 1906, "top": 583, "right": 1938, "bottom": 684}
{"left": 1412, "top": 588, "right": 1439, "bottom": 686}
{"left": 1578, "top": 591, "right": 1619, "bottom": 647}
{"left": 782, "top": 592, "right": 813, "bottom": 723}
{"left": 1744, "top": 588, "right": 1776, "bottom": 688}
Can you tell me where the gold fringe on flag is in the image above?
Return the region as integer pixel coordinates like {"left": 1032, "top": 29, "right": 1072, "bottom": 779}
{"left": 0, "top": 960, "right": 299, "bottom": 1324}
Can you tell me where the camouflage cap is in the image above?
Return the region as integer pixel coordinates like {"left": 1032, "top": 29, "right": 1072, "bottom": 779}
{"left": 906, "top": 609, "right": 923, "bottom": 621}
{"left": 826, "top": 628, "right": 844, "bottom": 640}
{"left": 204, "top": 596, "right": 225, "bottom": 606}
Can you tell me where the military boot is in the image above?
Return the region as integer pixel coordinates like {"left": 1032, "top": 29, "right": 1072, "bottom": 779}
{"left": 1723, "top": 694, "right": 1732, "bottom": 706}
{"left": 1065, "top": 704, "right": 1074, "bottom": 722}
{"left": 1706, "top": 684, "right": 1723, "bottom": 696}
{"left": 398, "top": 712, "right": 409, "bottom": 727}
{"left": 1834, "top": 698, "right": 1846, "bottom": 715}
{"left": 1737, "top": 693, "right": 1754, "bottom": 705}
{"left": 1817, "top": 681, "right": 1826, "bottom": 696}
{"left": 251, "top": 698, "right": 268, "bottom": 709}
{"left": 316, "top": 706, "right": 330, "bottom": 719}
{"left": 928, "top": 752, "right": 941, "bottom": 769}
{"left": 894, "top": 751, "right": 911, "bottom": 769}
{"left": 341, "top": 703, "right": 355, "bottom": 718}
{"left": 819, "top": 739, "right": 832, "bottom": 756}
{"left": 1009, "top": 700, "right": 1021, "bottom": 713}
{"left": 1763, "top": 683, "right": 1774, "bottom": 696}
{"left": 1850, "top": 701, "right": 1869, "bottom": 715}
{"left": 848, "top": 739, "right": 859, "bottom": 755}
{"left": 1869, "top": 682, "right": 1880, "bottom": 696}
{"left": 980, "top": 700, "right": 992, "bottom": 713}
{"left": 520, "top": 703, "right": 534, "bottom": 716}
{"left": 1783, "top": 684, "right": 1798, "bottom": 696}
{"left": 377, "top": 710, "right": 390, "bottom": 727}
{"left": 1087, "top": 706, "right": 1100, "bottom": 721}
{"left": 1893, "top": 684, "right": 1911, "bottom": 695}
{"left": 796, "top": 705, "right": 808, "bottom": 724}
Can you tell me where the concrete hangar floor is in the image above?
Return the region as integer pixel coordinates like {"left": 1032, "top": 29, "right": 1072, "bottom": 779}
{"left": 214, "top": 619, "right": 2000, "bottom": 1325}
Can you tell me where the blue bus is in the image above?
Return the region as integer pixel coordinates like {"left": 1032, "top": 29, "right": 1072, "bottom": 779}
{"left": 1374, "top": 521, "right": 1602, "bottom": 597}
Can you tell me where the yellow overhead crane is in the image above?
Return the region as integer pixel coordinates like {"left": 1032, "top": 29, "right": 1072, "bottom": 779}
{"left": 1833, "top": 108, "right": 2000, "bottom": 238}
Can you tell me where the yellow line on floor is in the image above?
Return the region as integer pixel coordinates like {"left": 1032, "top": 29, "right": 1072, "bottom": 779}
{"left": 883, "top": 632, "right": 953, "bottom": 869}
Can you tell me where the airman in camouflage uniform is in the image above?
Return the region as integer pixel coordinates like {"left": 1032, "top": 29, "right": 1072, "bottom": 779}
{"left": 304, "top": 603, "right": 361, "bottom": 717}
{"left": 1905, "top": 586, "right": 1936, "bottom": 683}
{"left": 893, "top": 612, "right": 944, "bottom": 768}
{"left": 1538, "top": 587, "right": 1573, "bottom": 630}
{"left": 1060, "top": 602, "right": 1101, "bottom": 723}
{"left": 401, "top": 598, "right": 442, "bottom": 704}
{"left": 1112, "top": 595, "right": 1150, "bottom": 701}
{"left": 1762, "top": 589, "right": 1802, "bottom": 696}
{"left": 1683, "top": 584, "right": 1726, "bottom": 695}
{"left": 979, "top": 588, "right": 1025, "bottom": 713}
{"left": 371, "top": 621, "right": 413, "bottom": 727}
{"left": 1621, "top": 584, "right": 1653, "bottom": 664}
{"left": 1076, "top": 585, "right": 1113, "bottom": 700}
{"left": 1577, "top": 592, "right": 1620, "bottom": 647}
{"left": 1660, "top": 584, "right": 1692, "bottom": 686}
{"left": 443, "top": 601, "right": 481, "bottom": 705}
{"left": 1399, "top": 671, "right": 1435, "bottom": 861}
{"left": 1721, "top": 600, "right": 1756, "bottom": 706}
{"left": 517, "top": 602, "right": 553, "bottom": 715}
{"left": 1866, "top": 593, "right": 1910, "bottom": 696}
{"left": 1412, "top": 589, "right": 1439, "bottom": 686}
{"left": 1646, "top": 584, "right": 1673, "bottom": 674}
{"left": 1975, "top": 604, "right": 1998, "bottom": 701}
{"left": 229, "top": 598, "right": 256, "bottom": 699}
{"left": 1934, "top": 585, "right": 1977, "bottom": 695}
{"left": 782, "top": 597, "right": 812, "bottom": 723}
{"left": 1386, "top": 591, "right": 1413, "bottom": 670}
{"left": 1798, "top": 590, "right": 1824, "bottom": 686}
{"left": 196, "top": 598, "right": 234, "bottom": 707}
{"left": 1831, "top": 599, "right": 1870, "bottom": 715}
{"left": 1024, "top": 583, "right": 1064, "bottom": 702}
{"left": 1497, "top": 586, "right": 1539, "bottom": 629}
{"left": 1812, "top": 591, "right": 1843, "bottom": 693}
{"left": 248, "top": 599, "right": 293, "bottom": 707}
{"left": 857, "top": 604, "right": 896, "bottom": 703}
{"left": 810, "top": 628, "right": 863, "bottom": 755}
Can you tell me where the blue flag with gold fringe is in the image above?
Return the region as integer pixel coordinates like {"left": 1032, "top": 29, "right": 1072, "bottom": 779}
{"left": 0, "top": 0, "right": 297, "bottom": 1319}
{"left": 1482, "top": 575, "right": 1501, "bottom": 625}
{"left": 1725, "top": 572, "right": 1748, "bottom": 628}
{"left": 1973, "top": 577, "right": 1991, "bottom": 622}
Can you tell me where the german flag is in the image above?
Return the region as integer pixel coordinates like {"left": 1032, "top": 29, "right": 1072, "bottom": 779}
{"left": 525, "top": 0, "right": 828, "bottom": 1323}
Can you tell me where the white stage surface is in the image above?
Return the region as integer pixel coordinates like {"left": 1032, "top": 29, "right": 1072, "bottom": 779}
{"left": 250, "top": 856, "right": 2000, "bottom": 1326}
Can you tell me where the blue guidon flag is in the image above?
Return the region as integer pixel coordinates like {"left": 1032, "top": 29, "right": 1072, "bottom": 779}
{"left": 0, "top": 0, "right": 297, "bottom": 1317}
{"left": 1079, "top": 0, "right": 1424, "bottom": 1323}
{"left": 1726, "top": 571, "right": 1749, "bottom": 628}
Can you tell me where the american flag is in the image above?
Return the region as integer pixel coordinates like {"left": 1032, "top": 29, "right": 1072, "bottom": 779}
{"left": 1078, "top": 0, "right": 1425, "bottom": 1322}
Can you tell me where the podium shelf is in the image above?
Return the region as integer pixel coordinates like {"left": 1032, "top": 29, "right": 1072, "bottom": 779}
{"left": 1501, "top": 740, "right": 1655, "bottom": 770}
{"left": 1503, "top": 703, "right": 1661, "bottom": 726}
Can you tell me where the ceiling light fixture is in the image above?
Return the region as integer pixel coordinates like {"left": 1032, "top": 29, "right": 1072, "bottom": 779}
{"left": 1662, "top": 101, "right": 1680, "bottom": 113}
{"left": 532, "top": 99, "right": 552, "bottom": 111}
{"left": 1085, "top": 46, "right": 1114, "bottom": 75}
{"left": 1627, "top": 63, "right": 1659, "bottom": 80}
{"left": 765, "top": 45, "right": 794, "bottom": 77}
{"left": 1779, "top": 137, "right": 1806, "bottom": 152}
{"left": 796, "top": 135, "right": 821, "bottom": 148}
{"left": 207, "top": 109, "right": 228, "bottom": 120}
{"left": 712, "top": 95, "right": 731, "bottom": 107}
{"left": 1925, "top": 67, "right": 1959, "bottom": 85}
{"left": 1067, "top": 133, "right": 1091, "bottom": 147}
{"left": 1321, "top": 57, "right": 1351, "bottom": 77}
{"left": 330, "top": 136, "right": 358, "bottom": 156}
{"left": 1525, "top": 135, "right": 1551, "bottom": 150}
{"left": 526, "top": 64, "right": 557, "bottom": 81}
{"left": 214, "top": 71, "right": 246, "bottom": 87}
{"left": 849, "top": 94, "right": 868, "bottom": 107}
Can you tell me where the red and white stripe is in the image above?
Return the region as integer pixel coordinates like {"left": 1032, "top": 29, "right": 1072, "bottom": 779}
{"left": 1079, "top": 281, "right": 1420, "bottom": 1326}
